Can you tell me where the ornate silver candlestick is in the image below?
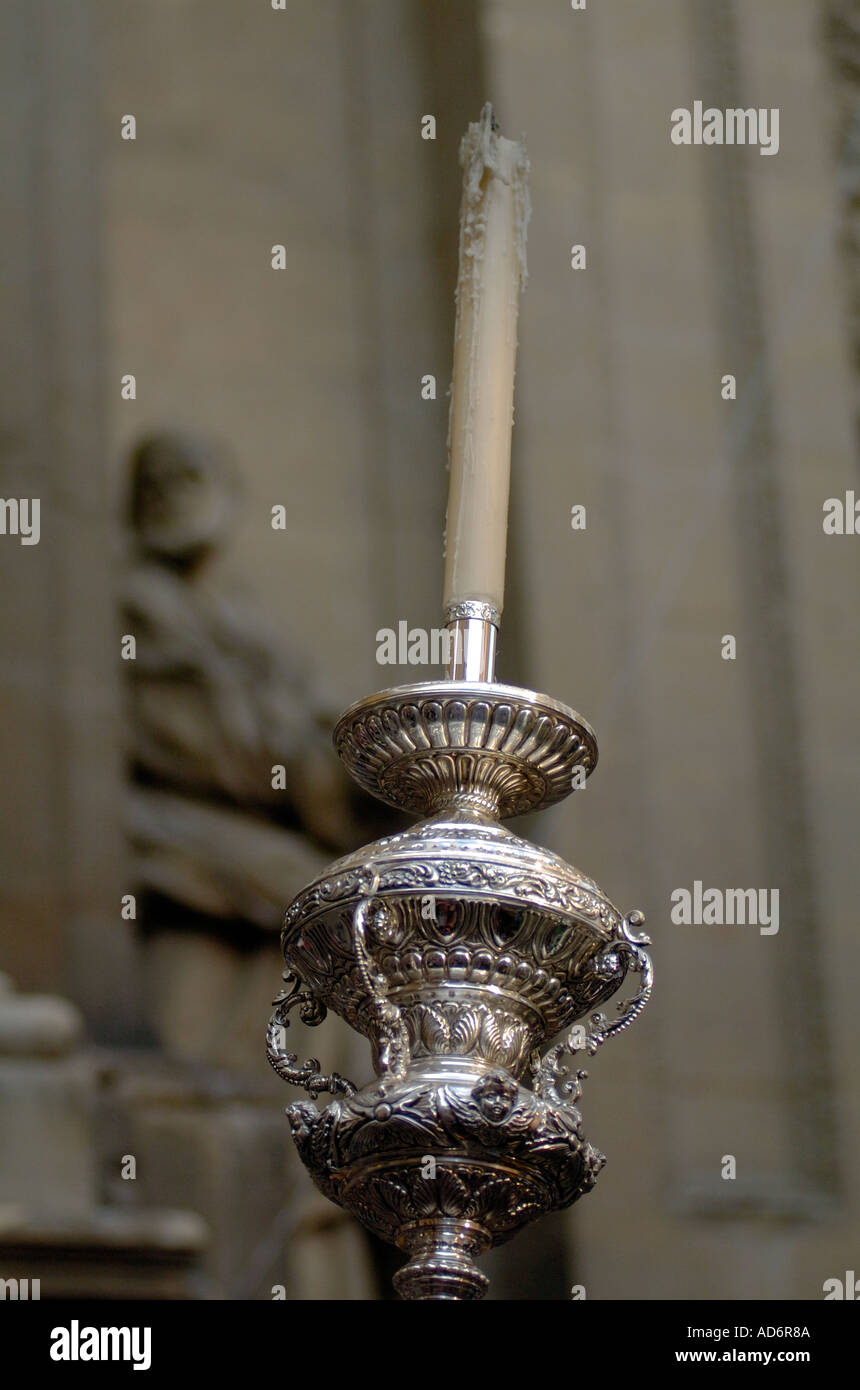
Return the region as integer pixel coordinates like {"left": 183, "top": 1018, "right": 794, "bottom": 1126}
{"left": 267, "top": 609, "right": 653, "bottom": 1299}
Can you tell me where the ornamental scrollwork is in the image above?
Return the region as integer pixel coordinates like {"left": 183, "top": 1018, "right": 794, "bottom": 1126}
{"left": 533, "top": 909, "right": 652, "bottom": 1109}
{"left": 266, "top": 970, "right": 357, "bottom": 1099}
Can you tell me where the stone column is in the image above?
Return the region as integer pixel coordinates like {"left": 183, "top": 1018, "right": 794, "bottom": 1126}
{"left": 0, "top": 0, "right": 142, "bottom": 1039}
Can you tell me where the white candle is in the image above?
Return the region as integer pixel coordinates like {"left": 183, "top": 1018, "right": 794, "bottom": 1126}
{"left": 443, "top": 103, "right": 530, "bottom": 618}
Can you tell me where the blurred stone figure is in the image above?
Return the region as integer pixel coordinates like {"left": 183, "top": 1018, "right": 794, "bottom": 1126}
{"left": 116, "top": 434, "right": 381, "bottom": 1298}
{"left": 123, "top": 432, "right": 380, "bottom": 936}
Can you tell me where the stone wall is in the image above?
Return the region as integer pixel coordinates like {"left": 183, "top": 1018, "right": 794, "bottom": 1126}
{"left": 1, "top": 0, "right": 856, "bottom": 1301}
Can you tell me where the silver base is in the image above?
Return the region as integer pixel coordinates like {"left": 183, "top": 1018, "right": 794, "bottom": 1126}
{"left": 267, "top": 680, "right": 652, "bottom": 1299}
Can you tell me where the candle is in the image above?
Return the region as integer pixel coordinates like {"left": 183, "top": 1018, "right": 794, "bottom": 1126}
{"left": 443, "top": 103, "right": 530, "bottom": 619}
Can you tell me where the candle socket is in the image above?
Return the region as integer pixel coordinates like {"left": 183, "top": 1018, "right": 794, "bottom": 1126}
{"left": 444, "top": 600, "right": 500, "bottom": 682}
{"left": 445, "top": 618, "right": 497, "bottom": 682}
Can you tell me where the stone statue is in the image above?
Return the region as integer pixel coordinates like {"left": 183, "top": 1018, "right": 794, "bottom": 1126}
{"left": 123, "top": 431, "right": 387, "bottom": 935}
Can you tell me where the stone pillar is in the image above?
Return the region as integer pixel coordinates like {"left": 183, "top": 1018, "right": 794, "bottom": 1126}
{"left": 0, "top": 0, "right": 141, "bottom": 1040}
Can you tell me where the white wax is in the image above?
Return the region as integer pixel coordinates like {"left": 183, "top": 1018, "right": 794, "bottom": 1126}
{"left": 443, "top": 103, "right": 530, "bottom": 616}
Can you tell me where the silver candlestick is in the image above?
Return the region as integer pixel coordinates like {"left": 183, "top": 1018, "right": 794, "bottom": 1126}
{"left": 267, "top": 612, "right": 653, "bottom": 1300}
